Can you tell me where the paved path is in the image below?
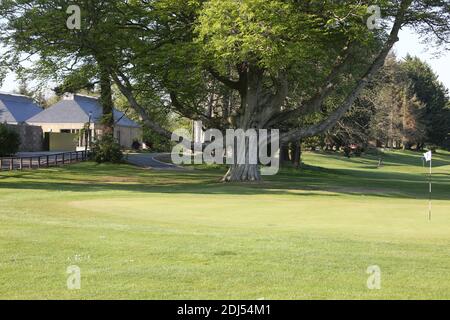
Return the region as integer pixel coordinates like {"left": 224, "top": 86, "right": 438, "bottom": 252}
{"left": 125, "top": 153, "right": 184, "bottom": 170}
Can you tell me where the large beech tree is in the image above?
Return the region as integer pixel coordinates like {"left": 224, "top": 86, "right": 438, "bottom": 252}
{"left": 1, "top": 0, "right": 449, "bottom": 181}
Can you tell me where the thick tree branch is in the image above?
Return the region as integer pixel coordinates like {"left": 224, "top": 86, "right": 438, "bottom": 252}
{"left": 169, "top": 91, "right": 212, "bottom": 124}
{"left": 111, "top": 69, "right": 173, "bottom": 139}
{"left": 280, "top": 0, "right": 413, "bottom": 144}
{"left": 267, "top": 41, "right": 353, "bottom": 126}
{"left": 208, "top": 67, "right": 242, "bottom": 91}
{"left": 258, "top": 72, "right": 289, "bottom": 127}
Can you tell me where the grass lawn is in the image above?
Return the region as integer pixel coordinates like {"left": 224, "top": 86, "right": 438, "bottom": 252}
{"left": 0, "top": 150, "right": 449, "bottom": 299}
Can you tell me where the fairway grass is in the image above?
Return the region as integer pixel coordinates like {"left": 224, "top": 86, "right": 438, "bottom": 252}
{"left": 0, "top": 150, "right": 449, "bottom": 299}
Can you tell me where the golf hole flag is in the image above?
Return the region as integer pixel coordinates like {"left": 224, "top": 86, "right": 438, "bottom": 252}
{"left": 423, "top": 151, "right": 432, "bottom": 220}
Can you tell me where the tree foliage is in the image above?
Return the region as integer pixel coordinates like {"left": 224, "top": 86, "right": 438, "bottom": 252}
{"left": 322, "top": 53, "right": 449, "bottom": 151}
{"left": 0, "top": 124, "right": 21, "bottom": 156}
{"left": 400, "top": 55, "right": 450, "bottom": 147}
{"left": 1, "top": 0, "right": 449, "bottom": 179}
{"left": 91, "top": 134, "right": 123, "bottom": 164}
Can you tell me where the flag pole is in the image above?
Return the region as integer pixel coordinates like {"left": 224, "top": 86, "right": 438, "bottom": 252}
{"left": 428, "top": 157, "right": 432, "bottom": 221}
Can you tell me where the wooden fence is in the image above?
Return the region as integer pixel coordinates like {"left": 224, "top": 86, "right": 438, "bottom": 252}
{"left": 0, "top": 151, "right": 89, "bottom": 172}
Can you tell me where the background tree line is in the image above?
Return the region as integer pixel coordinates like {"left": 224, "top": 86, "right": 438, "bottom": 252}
{"left": 281, "top": 53, "right": 450, "bottom": 166}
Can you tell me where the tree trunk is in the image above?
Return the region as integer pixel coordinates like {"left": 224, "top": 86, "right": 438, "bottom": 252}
{"left": 222, "top": 163, "right": 261, "bottom": 182}
{"left": 291, "top": 141, "right": 301, "bottom": 168}
{"left": 416, "top": 143, "right": 423, "bottom": 151}
{"left": 98, "top": 63, "right": 114, "bottom": 136}
{"left": 222, "top": 131, "right": 262, "bottom": 182}
{"left": 280, "top": 144, "right": 290, "bottom": 163}
{"left": 222, "top": 65, "right": 267, "bottom": 182}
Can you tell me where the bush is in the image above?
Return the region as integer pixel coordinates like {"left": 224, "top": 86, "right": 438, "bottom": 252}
{"left": 0, "top": 124, "right": 21, "bottom": 156}
{"left": 131, "top": 139, "right": 141, "bottom": 151}
{"left": 426, "top": 144, "right": 439, "bottom": 153}
{"left": 353, "top": 146, "right": 363, "bottom": 157}
{"left": 91, "top": 134, "right": 123, "bottom": 163}
{"left": 142, "top": 127, "right": 172, "bottom": 152}
{"left": 343, "top": 144, "right": 363, "bottom": 157}
{"left": 343, "top": 146, "right": 351, "bottom": 158}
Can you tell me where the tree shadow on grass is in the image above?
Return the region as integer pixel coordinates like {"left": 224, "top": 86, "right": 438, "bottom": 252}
{"left": 313, "top": 150, "right": 450, "bottom": 168}
{"left": 1, "top": 162, "right": 449, "bottom": 201}
{"left": 0, "top": 176, "right": 336, "bottom": 198}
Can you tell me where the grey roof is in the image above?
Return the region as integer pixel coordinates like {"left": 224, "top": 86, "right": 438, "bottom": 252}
{"left": 27, "top": 94, "right": 140, "bottom": 128}
{"left": 0, "top": 92, "right": 43, "bottom": 123}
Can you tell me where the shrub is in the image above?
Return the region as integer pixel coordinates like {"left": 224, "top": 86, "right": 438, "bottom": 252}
{"left": 343, "top": 146, "right": 351, "bottom": 158}
{"left": 131, "top": 139, "right": 141, "bottom": 151}
{"left": 91, "top": 134, "right": 123, "bottom": 163}
{"left": 142, "top": 127, "right": 172, "bottom": 152}
{"left": 426, "top": 144, "right": 439, "bottom": 153}
{"left": 353, "top": 146, "right": 363, "bottom": 157}
{"left": 0, "top": 124, "right": 21, "bottom": 156}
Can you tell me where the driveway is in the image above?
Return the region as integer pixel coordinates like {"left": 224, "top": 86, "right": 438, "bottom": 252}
{"left": 125, "top": 153, "right": 184, "bottom": 170}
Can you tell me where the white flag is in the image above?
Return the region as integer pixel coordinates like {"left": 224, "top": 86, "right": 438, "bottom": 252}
{"left": 423, "top": 151, "right": 432, "bottom": 162}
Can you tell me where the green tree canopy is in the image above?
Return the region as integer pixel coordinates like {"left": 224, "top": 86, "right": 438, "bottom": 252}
{"left": 1, "top": 0, "right": 449, "bottom": 180}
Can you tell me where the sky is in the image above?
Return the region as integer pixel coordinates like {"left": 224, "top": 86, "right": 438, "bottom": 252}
{"left": 393, "top": 28, "right": 450, "bottom": 91}
{"left": 1, "top": 28, "right": 449, "bottom": 93}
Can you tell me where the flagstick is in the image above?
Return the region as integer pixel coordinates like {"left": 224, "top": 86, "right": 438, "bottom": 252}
{"left": 428, "top": 158, "right": 432, "bottom": 221}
